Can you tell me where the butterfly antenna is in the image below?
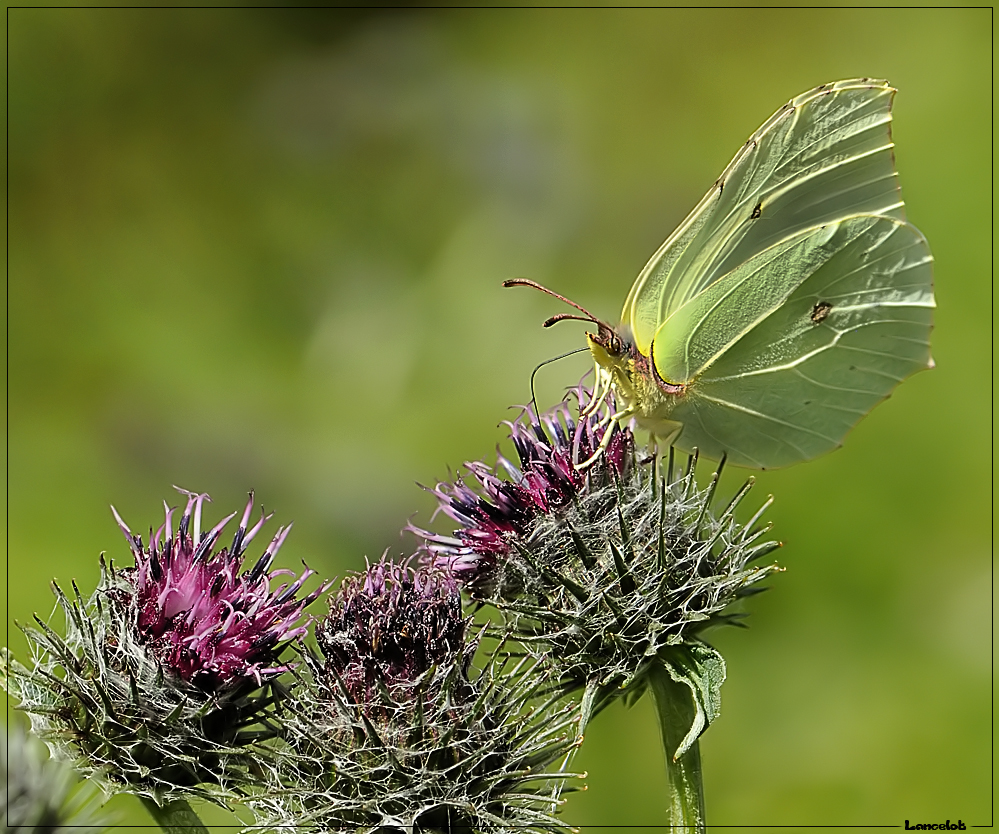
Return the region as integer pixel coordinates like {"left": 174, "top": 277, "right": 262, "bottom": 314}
{"left": 529, "top": 348, "right": 590, "bottom": 414}
{"left": 542, "top": 312, "right": 602, "bottom": 328}
{"left": 503, "top": 278, "right": 613, "bottom": 332}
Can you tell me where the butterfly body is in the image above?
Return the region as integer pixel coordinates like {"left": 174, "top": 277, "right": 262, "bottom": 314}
{"left": 585, "top": 329, "right": 686, "bottom": 444}
{"left": 510, "top": 79, "right": 934, "bottom": 470}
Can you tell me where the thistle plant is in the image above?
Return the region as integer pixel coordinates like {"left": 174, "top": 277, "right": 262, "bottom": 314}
{"left": 2, "top": 488, "right": 329, "bottom": 830}
{"left": 3, "top": 396, "right": 782, "bottom": 834}
{"left": 250, "top": 558, "right": 581, "bottom": 834}
{"left": 412, "top": 387, "right": 782, "bottom": 832}
{"left": 2, "top": 722, "right": 110, "bottom": 833}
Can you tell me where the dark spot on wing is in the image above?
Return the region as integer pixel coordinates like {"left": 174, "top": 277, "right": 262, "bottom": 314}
{"left": 810, "top": 301, "right": 833, "bottom": 324}
{"left": 750, "top": 201, "right": 762, "bottom": 220}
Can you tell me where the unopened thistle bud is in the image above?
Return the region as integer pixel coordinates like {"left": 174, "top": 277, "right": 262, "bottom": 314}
{"left": 412, "top": 388, "right": 781, "bottom": 746}
{"left": 250, "top": 558, "right": 581, "bottom": 834}
{"left": 2, "top": 488, "right": 329, "bottom": 805}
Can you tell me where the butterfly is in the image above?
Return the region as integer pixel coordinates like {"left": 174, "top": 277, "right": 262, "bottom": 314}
{"left": 507, "top": 79, "right": 935, "bottom": 469}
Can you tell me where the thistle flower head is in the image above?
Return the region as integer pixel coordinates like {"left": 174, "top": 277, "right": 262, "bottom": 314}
{"left": 2, "top": 488, "right": 330, "bottom": 804}
{"left": 411, "top": 386, "right": 782, "bottom": 725}
{"left": 316, "top": 557, "right": 470, "bottom": 705}
{"left": 409, "top": 387, "right": 633, "bottom": 596}
{"left": 252, "top": 560, "right": 580, "bottom": 834}
{"left": 113, "top": 488, "right": 325, "bottom": 690}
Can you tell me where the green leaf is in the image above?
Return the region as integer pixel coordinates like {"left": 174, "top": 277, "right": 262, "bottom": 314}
{"left": 656, "top": 643, "right": 726, "bottom": 761}
{"left": 627, "top": 648, "right": 727, "bottom": 834}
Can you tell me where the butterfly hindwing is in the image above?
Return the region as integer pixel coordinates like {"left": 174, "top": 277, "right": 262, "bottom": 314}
{"left": 660, "top": 215, "right": 934, "bottom": 467}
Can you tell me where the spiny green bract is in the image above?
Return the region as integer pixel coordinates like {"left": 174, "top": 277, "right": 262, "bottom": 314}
{"left": 250, "top": 643, "right": 581, "bottom": 834}
{"left": 250, "top": 559, "right": 581, "bottom": 834}
{"left": 508, "top": 447, "right": 781, "bottom": 701}
{"left": 414, "top": 392, "right": 781, "bottom": 726}
{"left": 1, "top": 490, "right": 328, "bottom": 806}
{"left": 2, "top": 559, "right": 287, "bottom": 806}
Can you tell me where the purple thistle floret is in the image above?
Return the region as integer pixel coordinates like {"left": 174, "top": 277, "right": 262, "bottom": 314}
{"left": 409, "top": 388, "right": 633, "bottom": 592}
{"left": 316, "top": 558, "right": 471, "bottom": 705}
{"left": 111, "top": 488, "right": 329, "bottom": 691}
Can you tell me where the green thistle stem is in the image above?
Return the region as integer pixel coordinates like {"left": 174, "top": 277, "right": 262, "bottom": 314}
{"left": 648, "top": 662, "right": 706, "bottom": 834}
{"left": 140, "top": 797, "right": 210, "bottom": 834}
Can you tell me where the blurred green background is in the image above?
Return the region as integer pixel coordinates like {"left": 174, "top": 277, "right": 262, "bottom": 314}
{"left": 6, "top": 7, "right": 992, "bottom": 832}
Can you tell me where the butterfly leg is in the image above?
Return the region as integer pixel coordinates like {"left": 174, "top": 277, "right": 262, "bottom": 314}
{"left": 575, "top": 407, "right": 635, "bottom": 470}
{"left": 580, "top": 366, "right": 613, "bottom": 419}
{"left": 634, "top": 417, "right": 683, "bottom": 463}
{"left": 646, "top": 433, "right": 660, "bottom": 463}
{"left": 654, "top": 421, "right": 683, "bottom": 450}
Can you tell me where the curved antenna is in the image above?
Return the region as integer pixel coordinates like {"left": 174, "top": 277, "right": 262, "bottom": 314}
{"left": 503, "top": 278, "right": 614, "bottom": 333}
{"left": 543, "top": 312, "right": 600, "bottom": 328}
{"left": 529, "top": 347, "right": 589, "bottom": 415}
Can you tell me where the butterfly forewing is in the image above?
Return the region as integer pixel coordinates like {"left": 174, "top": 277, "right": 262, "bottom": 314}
{"left": 662, "top": 215, "right": 933, "bottom": 468}
{"left": 623, "top": 79, "right": 904, "bottom": 358}
{"left": 652, "top": 222, "right": 843, "bottom": 384}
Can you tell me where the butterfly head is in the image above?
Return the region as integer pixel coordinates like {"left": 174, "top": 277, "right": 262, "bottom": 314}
{"left": 586, "top": 328, "right": 636, "bottom": 396}
{"left": 584, "top": 321, "right": 629, "bottom": 357}
{"left": 503, "top": 278, "right": 689, "bottom": 461}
